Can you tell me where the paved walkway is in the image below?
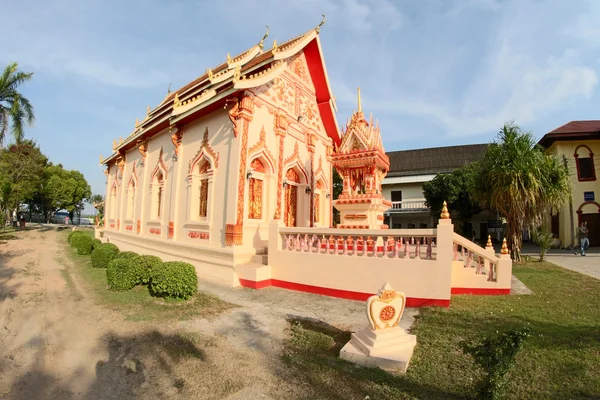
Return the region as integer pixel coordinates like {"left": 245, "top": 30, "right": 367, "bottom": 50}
{"left": 521, "top": 244, "right": 600, "bottom": 280}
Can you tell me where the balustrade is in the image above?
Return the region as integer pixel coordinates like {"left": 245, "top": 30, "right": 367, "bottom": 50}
{"left": 452, "top": 233, "right": 500, "bottom": 282}
{"left": 280, "top": 228, "right": 437, "bottom": 260}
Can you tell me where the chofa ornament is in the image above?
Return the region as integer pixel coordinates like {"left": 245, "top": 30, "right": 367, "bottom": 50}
{"left": 367, "top": 283, "right": 406, "bottom": 330}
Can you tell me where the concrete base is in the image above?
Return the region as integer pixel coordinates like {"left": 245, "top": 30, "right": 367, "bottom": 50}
{"left": 340, "top": 326, "right": 417, "bottom": 373}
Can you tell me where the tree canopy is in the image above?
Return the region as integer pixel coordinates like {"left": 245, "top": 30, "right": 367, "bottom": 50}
{"left": 423, "top": 162, "right": 482, "bottom": 235}
{"left": 0, "top": 62, "right": 35, "bottom": 146}
{"left": 473, "top": 123, "right": 570, "bottom": 261}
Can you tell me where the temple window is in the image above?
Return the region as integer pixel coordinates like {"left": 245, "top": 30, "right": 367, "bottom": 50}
{"left": 110, "top": 184, "right": 117, "bottom": 220}
{"left": 198, "top": 160, "right": 211, "bottom": 218}
{"left": 284, "top": 168, "right": 301, "bottom": 227}
{"left": 248, "top": 158, "right": 265, "bottom": 220}
{"left": 126, "top": 179, "right": 136, "bottom": 220}
{"left": 152, "top": 172, "right": 164, "bottom": 219}
{"left": 575, "top": 145, "right": 596, "bottom": 182}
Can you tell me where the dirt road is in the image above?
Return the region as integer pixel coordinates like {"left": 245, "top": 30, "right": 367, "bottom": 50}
{"left": 0, "top": 227, "right": 287, "bottom": 399}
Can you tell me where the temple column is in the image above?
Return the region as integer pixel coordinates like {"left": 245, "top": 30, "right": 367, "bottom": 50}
{"left": 307, "top": 133, "right": 316, "bottom": 227}
{"left": 273, "top": 111, "right": 288, "bottom": 221}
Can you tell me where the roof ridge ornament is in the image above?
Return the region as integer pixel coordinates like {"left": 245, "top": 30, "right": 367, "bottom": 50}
{"left": 272, "top": 39, "right": 278, "bottom": 53}
{"left": 258, "top": 26, "right": 269, "bottom": 49}
{"left": 316, "top": 14, "right": 326, "bottom": 34}
{"left": 167, "top": 82, "right": 172, "bottom": 94}
{"left": 357, "top": 87, "right": 362, "bottom": 113}
{"left": 227, "top": 53, "right": 232, "bottom": 65}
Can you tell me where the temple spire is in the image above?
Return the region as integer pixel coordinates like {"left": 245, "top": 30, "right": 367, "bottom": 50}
{"left": 357, "top": 87, "right": 362, "bottom": 113}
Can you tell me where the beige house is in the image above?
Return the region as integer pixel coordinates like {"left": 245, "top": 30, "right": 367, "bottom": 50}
{"left": 539, "top": 120, "right": 600, "bottom": 248}
{"left": 100, "top": 22, "right": 339, "bottom": 285}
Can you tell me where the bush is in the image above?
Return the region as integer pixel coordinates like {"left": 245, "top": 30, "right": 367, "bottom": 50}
{"left": 68, "top": 230, "right": 85, "bottom": 245}
{"left": 531, "top": 228, "right": 554, "bottom": 262}
{"left": 130, "top": 255, "right": 162, "bottom": 285}
{"left": 91, "top": 243, "right": 120, "bottom": 268}
{"left": 106, "top": 258, "right": 137, "bottom": 291}
{"left": 150, "top": 261, "right": 198, "bottom": 300}
{"left": 115, "top": 251, "right": 139, "bottom": 260}
{"left": 72, "top": 234, "right": 93, "bottom": 255}
{"left": 462, "top": 328, "right": 530, "bottom": 399}
{"left": 92, "top": 238, "right": 102, "bottom": 250}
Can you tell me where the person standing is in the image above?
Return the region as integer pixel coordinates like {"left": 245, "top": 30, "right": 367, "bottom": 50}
{"left": 574, "top": 221, "right": 589, "bottom": 256}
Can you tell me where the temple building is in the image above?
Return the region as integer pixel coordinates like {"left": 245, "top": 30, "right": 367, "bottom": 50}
{"left": 100, "top": 20, "right": 341, "bottom": 285}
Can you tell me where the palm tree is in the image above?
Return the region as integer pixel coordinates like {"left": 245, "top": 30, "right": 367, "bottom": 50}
{"left": 474, "top": 123, "right": 570, "bottom": 262}
{"left": 0, "top": 62, "right": 35, "bottom": 146}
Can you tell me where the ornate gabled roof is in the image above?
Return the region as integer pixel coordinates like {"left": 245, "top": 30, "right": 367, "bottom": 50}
{"left": 102, "top": 16, "right": 339, "bottom": 166}
{"left": 334, "top": 88, "right": 389, "bottom": 170}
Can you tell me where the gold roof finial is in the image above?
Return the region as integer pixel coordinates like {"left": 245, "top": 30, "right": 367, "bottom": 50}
{"left": 357, "top": 87, "right": 362, "bottom": 113}
{"left": 316, "top": 14, "right": 326, "bottom": 34}
{"left": 227, "top": 53, "right": 232, "bottom": 64}
{"left": 146, "top": 105, "right": 151, "bottom": 115}
{"left": 259, "top": 26, "right": 269, "bottom": 49}
{"left": 440, "top": 201, "right": 450, "bottom": 219}
{"left": 119, "top": 136, "right": 124, "bottom": 144}
{"left": 272, "top": 39, "right": 278, "bottom": 53}
{"left": 206, "top": 68, "right": 213, "bottom": 79}
{"left": 173, "top": 93, "right": 180, "bottom": 108}
{"left": 167, "top": 82, "right": 172, "bottom": 94}
{"left": 135, "top": 118, "right": 139, "bottom": 128}
{"left": 99, "top": 154, "right": 103, "bottom": 164}
{"left": 486, "top": 235, "right": 493, "bottom": 248}
{"left": 112, "top": 139, "right": 117, "bottom": 150}
{"left": 501, "top": 238, "right": 509, "bottom": 255}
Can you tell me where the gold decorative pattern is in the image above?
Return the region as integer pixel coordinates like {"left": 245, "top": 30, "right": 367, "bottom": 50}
{"left": 171, "top": 127, "right": 183, "bottom": 156}
{"left": 314, "top": 193, "right": 320, "bottom": 223}
{"left": 199, "top": 179, "right": 208, "bottom": 217}
{"left": 225, "top": 98, "right": 241, "bottom": 137}
{"left": 258, "top": 26, "right": 269, "bottom": 49}
{"left": 248, "top": 177, "right": 263, "bottom": 219}
{"left": 137, "top": 139, "right": 148, "bottom": 160}
{"left": 152, "top": 147, "right": 168, "bottom": 181}
{"left": 379, "top": 305, "right": 395, "bottom": 322}
{"left": 188, "top": 127, "right": 219, "bottom": 173}
{"left": 248, "top": 126, "right": 275, "bottom": 171}
{"left": 486, "top": 235, "right": 493, "bottom": 248}
{"left": 315, "top": 14, "right": 326, "bottom": 34}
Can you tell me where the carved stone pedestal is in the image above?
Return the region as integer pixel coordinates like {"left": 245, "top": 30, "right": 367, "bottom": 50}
{"left": 339, "top": 283, "right": 417, "bottom": 373}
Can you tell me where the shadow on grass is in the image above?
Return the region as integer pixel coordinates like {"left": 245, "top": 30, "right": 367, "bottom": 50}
{"left": 281, "top": 316, "right": 465, "bottom": 400}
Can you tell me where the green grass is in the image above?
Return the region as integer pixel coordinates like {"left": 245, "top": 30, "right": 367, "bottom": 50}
{"left": 281, "top": 263, "right": 600, "bottom": 399}
{"left": 58, "top": 231, "right": 236, "bottom": 322}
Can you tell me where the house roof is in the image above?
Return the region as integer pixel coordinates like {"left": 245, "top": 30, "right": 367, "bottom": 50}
{"left": 386, "top": 144, "right": 488, "bottom": 177}
{"left": 102, "top": 18, "right": 339, "bottom": 166}
{"left": 538, "top": 120, "right": 600, "bottom": 148}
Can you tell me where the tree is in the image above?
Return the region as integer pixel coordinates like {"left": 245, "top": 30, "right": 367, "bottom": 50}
{"left": 0, "top": 62, "right": 35, "bottom": 146}
{"left": 473, "top": 123, "right": 570, "bottom": 262}
{"left": 423, "top": 162, "right": 482, "bottom": 236}
{"left": 0, "top": 140, "right": 47, "bottom": 213}
{"left": 332, "top": 169, "right": 343, "bottom": 226}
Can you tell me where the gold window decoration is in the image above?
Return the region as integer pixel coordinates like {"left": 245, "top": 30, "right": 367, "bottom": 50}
{"left": 314, "top": 193, "right": 320, "bottom": 223}
{"left": 199, "top": 179, "right": 208, "bottom": 217}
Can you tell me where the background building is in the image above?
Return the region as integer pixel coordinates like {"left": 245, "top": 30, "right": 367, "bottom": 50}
{"left": 539, "top": 120, "right": 600, "bottom": 248}
{"left": 381, "top": 144, "right": 503, "bottom": 242}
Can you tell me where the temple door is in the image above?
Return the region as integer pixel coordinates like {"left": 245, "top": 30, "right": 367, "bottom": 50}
{"left": 284, "top": 168, "right": 300, "bottom": 227}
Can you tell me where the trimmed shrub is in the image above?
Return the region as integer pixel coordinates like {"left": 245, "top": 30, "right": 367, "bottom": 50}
{"left": 150, "top": 261, "right": 198, "bottom": 300}
{"left": 91, "top": 243, "right": 120, "bottom": 268}
{"left": 130, "top": 255, "right": 162, "bottom": 285}
{"left": 68, "top": 230, "right": 85, "bottom": 245}
{"left": 106, "top": 258, "right": 137, "bottom": 291}
{"left": 92, "top": 238, "right": 102, "bottom": 250}
{"left": 72, "top": 234, "right": 93, "bottom": 255}
{"left": 115, "top": 251, "right": 139, "bottom": 260}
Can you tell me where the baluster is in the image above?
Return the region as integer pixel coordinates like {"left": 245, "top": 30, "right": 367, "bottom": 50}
{"left": 285, "top": 235, "right": 290, "bottom": 250}
{"left": 373, "top": 236, "right": 379, "bottom": 257}
{"left": 426, "top": 238, "right": 432, "bottom": 259}
{"left": 415, "top": 239, "right": 421, "bottom": 259}
{"left": 393, "top": 237, "right": 399, "bottom": 258}
{"left": 343, "top": 236, "right": 348, "bottom": 255}
{"left": 476, "top": 256, "right": 483, "bottom": 274}
{"left": 461, "top": 246, "right": 466, "bottom": 257}
{"left": 411, "top": 237, "right": 414, "bottom": 245}
{"left": 325, "top": 235, "right": 331, "bottom": 253}
{"left": 360, "top": 236, "right": 366, "bottom": 257}
{"left": 382, "top": 236, "right": 388, "bottom": 258}
{"left": 310, "top": 235, "right": 316, "bottom": 252}
{"left": 404, "top": 237, "right": 409, "bottom": 259}
{"left": 352, "top": 235, "right": 357, "bottom": 255}
{"left": 466, "top": 251, "right": 473, "bottom": 268}
{"left": 333, "top": 235, "right": 339, "bottom": 253}
{"left": 453, "top": 242, "right": 458, "bottom": 261}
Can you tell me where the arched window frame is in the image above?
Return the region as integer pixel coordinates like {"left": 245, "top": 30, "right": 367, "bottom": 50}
{"left": 246, "top": 153, "right": 275, "bottom": 222}
{"left": 574, "top": 145, "right": 596, "bottom": 182}
{"left": 187, "top": 151, "right": 216, "bottom": 224}
{"left": 150, "top": 169, "right": 166, "bottom": 221}
{"left": 282, "top": 163, "right": 309, "bottom": 227}
{"left": 126, "top": 174, "right": 137, "bottom": 221}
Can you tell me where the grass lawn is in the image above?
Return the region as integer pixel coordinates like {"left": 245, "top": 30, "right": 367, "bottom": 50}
{"left": 282, "top": 262, "right": 600, "bottom": 399}
{"left": 58, "top": 230, "right": 236, "bottom": 322}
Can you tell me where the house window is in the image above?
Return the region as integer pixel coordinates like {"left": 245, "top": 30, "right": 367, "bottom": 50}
{"left": 110, "top": 185, "right": 117, "bottom": 219}
{"left": 314, "top": 179, "right": 326, "bottom": 224}
{"left": 391, "top": 190, "right": 402, "bottom": 202}
{"left": 198, "top": 161, "right": 211, "bottom": 218}
{"left": 248, "top": 159, "right": 265, "bottom": 220}
{"left": 575, "top": 145, "right": 596, "bottom": 182}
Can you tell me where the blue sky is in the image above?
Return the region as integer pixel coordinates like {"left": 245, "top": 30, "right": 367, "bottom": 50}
{"left": 3, "top": 0, "right": 600, "bottom": 208}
